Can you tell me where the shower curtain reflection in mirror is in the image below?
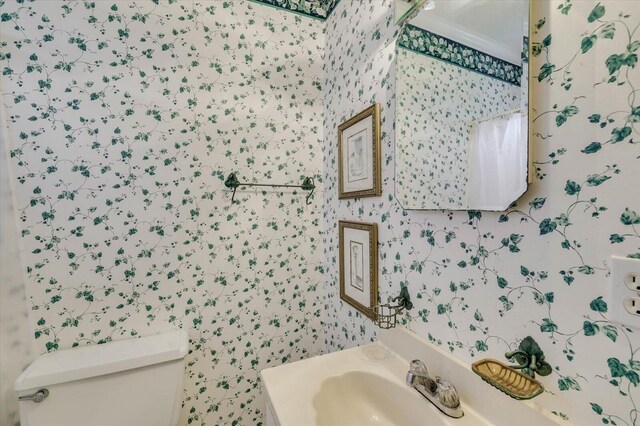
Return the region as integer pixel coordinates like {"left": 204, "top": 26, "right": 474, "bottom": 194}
{"left": 468, "top": 112, "right": 528, "bottom": 210}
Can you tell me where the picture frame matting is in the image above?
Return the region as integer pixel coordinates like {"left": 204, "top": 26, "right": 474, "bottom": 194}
{"left": 338, "top": 220, "right": 378, "bottom": 319}
{"left": 338, "top": 103, "right": 382, "bottom": 199}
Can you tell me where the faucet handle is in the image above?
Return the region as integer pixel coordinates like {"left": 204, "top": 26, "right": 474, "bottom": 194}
{"left": 407, "top": 360, "right": 431, "bottom": 388}
{"left": 436, "top": 377, "right": 460, "bottom": 408}
{"left": 409, "top": 359, "right": 429, "bottom": 376}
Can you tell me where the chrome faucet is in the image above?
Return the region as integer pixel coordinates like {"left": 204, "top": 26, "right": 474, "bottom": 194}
{"left": 406, "top": 359, "right": 464, "bottom": 418}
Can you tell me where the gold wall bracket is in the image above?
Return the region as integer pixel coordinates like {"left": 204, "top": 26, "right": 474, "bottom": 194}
{"left": 373, "top": 287, "right": 413, "bottom": 329}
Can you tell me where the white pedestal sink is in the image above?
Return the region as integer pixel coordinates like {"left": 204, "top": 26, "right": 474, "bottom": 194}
{"left": 261, "top": 327, "right": 564, "bottom": 426}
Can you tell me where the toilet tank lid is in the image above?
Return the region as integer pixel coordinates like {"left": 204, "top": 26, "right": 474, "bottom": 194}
{"left": 15, "top": 330, "right": 188, "bottom": 391}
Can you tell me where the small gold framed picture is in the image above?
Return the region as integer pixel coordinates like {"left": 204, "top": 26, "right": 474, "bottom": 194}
{"left": 339, "top": 220, "right": 378, "bottom": 319}
{"left": 338, "top": 103, "right": 382, "bottom": 199}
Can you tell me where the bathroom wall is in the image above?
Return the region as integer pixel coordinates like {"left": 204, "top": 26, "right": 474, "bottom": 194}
{"left": 395, "top": 44, "right": 520, "bottom": 209}
{"left": 1, "top": 108, "right": 32, "bottom": 425}
{"left": 323, "top": 1, "right": 640, "bottom": 424}
{"left": 0, "top": 1, "right": 324, "bottom": 424}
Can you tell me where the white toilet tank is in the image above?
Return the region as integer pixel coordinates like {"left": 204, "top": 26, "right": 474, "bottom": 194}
{"left": 15, "top": 330, "right": 188, "bottom": 426}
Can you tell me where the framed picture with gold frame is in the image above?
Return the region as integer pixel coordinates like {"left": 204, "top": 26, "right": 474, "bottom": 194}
{"left": 339, "top": 220, "right": 378, "bottom": 319}
{"left": 338, "top": 103, "right": 382, "bottom": 199}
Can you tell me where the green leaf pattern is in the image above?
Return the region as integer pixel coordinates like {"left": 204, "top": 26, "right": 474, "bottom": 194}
{"left": 1, "top": 1, "right": 325, "bottom": 424}
{"left": 324, "top": 1, "right": 639, "bottom": 425}
{"left": 0, "top": 0, "right": 639, "bottom": 425}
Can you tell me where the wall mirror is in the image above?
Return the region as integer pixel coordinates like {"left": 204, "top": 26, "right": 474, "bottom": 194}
{"left": 394, "top": 0, "right": 530, "bottom": 211}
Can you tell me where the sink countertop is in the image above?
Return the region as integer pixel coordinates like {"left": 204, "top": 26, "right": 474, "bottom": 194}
{"left": 260, "top": 327, "right": 564, "bottom": 426}
{"left": 261, "top": 341, "right": 487, "bottom": 426}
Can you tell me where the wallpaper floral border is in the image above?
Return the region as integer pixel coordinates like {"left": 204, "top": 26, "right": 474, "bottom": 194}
{"left": 323, "top": 1, "right": 639, "bottom": 425}
{"left": 252, "top": 0, "right": 340, "bottom": 20}
{"left": 398, "top": 24, "right": 523, "bottom": 86}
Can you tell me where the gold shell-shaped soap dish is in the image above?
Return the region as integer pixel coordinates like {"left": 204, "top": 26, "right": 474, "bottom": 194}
{"left": 472, "top": 359, "right": 544, "bottom": 400}
{"left": 472, "top": 336, "right": 551, "bottom": 400}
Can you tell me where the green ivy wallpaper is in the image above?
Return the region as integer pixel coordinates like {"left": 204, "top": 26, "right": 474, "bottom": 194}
{"left": 2, "top": 0, "right": 639, "bottom": 425}
{"left": 323, "top": 1, "right": 639, "bottom": 425}
{"left": 0, "top": 1, "right": 324, "bottom": 425}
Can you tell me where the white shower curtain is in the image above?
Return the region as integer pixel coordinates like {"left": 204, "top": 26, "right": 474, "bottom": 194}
{"left": 468, "top": 112, "right": 527, "bottom": 210}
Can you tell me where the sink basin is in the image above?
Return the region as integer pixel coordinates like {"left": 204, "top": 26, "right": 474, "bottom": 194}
{"left": 261, "top": 327, "right": 564, "bottom": 426}
{"left": 313, "top": 371, "right": 448, "bottom": 426}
